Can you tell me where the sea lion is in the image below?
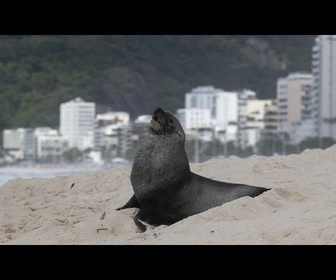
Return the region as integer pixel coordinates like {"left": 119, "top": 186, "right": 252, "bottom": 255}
{"left": 117, "top": 107, "right": 270, "bottom": 231}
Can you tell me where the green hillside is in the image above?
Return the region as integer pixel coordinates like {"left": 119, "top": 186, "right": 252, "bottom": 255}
{"left": 0, "top": 35, "right": 316, "bottom": 132}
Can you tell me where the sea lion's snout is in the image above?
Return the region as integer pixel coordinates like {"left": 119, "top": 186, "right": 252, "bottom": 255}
{"left": 152, "top": 107, "right": 164, "bottom": 122}
{"left": 151, "top": 107, "right": 177, "bottom": 136}
{"left": 151, "top": 107, "right": 166, "bottom": 133}
{"left": 153, "top": 107, "right": 164, "bottom": 116}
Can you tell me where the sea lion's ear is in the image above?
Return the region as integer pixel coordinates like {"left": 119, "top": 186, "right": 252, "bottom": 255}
{"left": 176, "top": 131, "right": 181, "bottom": 137}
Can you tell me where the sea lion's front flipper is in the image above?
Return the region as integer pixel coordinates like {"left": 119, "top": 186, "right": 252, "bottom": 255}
{"left": 132, "top": 207, "right": 177, "bottom": 232}
{"left": 133, "top": 209, "right": 156, "bottom": 232}
{"left": 116, "top": 194, "right": 140, "bottom": 210}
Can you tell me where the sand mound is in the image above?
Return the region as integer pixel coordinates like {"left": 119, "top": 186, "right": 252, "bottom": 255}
{"left": 1, "top": 145, "right": 336, "bottom": 244}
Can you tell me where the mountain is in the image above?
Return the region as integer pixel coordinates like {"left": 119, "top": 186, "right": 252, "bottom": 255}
{"left": 0, "top": 35, "right": 316, "bottom": 132}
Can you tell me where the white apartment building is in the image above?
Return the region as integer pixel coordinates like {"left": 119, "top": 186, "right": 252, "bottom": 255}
{"left": 3, "top": 127, "right": 69, "bottom": 161}
{"left": 3, "top": 129, "right": 21, "bottom": 150}
{"left": 185, "top": 86, "right": 238, "bottom": 130}
{"left": 277, "top": 72, "right": 314, "bottom": 144}
{"left": 176, "top": 108, "right": 211, "bottom": 130}
{"left": 60, "top": 97, "right": 95, "bottom": 151}
{"left": 3, "top": 128, "right": 35, "bottom": 160}
{"left": 35, "top": 129, "right": 69, "bottom": 159}
{"left": 312, "top": 35, "right": 336, "bottom": 140}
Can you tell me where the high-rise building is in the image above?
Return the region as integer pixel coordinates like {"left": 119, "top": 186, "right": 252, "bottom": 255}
{"left": 185, "top": 86, "right": 238, "bottom": 130}
{"left": 183, "top": 86, "right": 268, "bottom": 148}
{"left": 276, "top": 72, "right": 314, "bottom": 143}
{"left": 176, "top": 108, "right": 211, "bottom": 130}
{"left": 312, "top": 35, "right": 336, "bottom": 140}
{"left": 60, "top": 97, "right": 95, "bottom": 151}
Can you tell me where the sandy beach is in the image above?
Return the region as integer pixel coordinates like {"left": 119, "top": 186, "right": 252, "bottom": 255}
{"left": 1, "top": 145, "right": 336, "bottom": 245}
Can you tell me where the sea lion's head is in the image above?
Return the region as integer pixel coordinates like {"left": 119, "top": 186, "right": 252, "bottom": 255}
{"left": 150, "top": 107, "right": 184, "bottom": 139}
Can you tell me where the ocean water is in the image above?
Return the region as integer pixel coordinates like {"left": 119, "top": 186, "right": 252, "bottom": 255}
{"left": 0, "top": 170, "right": 87, "bottom": 187}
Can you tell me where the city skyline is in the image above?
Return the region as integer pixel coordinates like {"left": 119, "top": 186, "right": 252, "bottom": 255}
{"left": 2, "top": 35, "right": 336, "bottom": 163}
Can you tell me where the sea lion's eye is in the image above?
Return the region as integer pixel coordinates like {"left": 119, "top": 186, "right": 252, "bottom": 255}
{"left": 168, "top": 118, "right": 174, "bottom": 124}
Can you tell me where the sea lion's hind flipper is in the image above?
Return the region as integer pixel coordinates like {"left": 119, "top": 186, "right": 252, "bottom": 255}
{"left": 133, "top": 215, "right": 148, "bottom": 232}
{"left": 249, "top": 186, "right": 271, "bottom": 197}
{"left": 133, "top": 209, "right": 157, "bottom": 232}
{"left": 116, "top": 194, "right": 140, "bottom": 210}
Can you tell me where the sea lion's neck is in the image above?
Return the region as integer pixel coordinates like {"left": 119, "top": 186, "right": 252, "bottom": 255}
{"left": 131, "top": 132, "right": 190, "bottom": 199}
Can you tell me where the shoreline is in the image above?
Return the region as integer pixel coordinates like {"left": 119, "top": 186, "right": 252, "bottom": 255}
{"left": 0, "top": 163, "right": 120, "bottom": 187}
{"left": 0, "top": 162, "right": 128, "bottom": 174}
